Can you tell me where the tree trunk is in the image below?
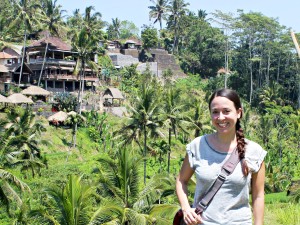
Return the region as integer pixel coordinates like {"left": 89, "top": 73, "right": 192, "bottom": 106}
{"left": 38, "top": 41, "right": 49, "bottom": 86}
{"left": 18, "top": 29, "right": 27, "bottom": 86}
{"left": 266, "top": 49, "right": 271, "bottom": 86}
{"left": 143, "top": 126, "right": 147, "bottom": 184}
{"left": 80, "top": 63, "right": 86, "bottom": 115}
{"left": 276, "top": 55, "right": 281, "bottom": 82}
{"left": 72, "top": 124, "right": 77, "bottom": 148}
{"left": 167, "top": 127, "right": 171, "bottom": 174}
{"left": 248, "top": 44, "right": 253, "bottom": 105}
{"left": 77, "top": 59, "right": 84, "bottom": 113}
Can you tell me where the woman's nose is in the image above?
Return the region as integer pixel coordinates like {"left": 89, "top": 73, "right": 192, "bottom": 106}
{"left": 217, "top": 112, "right": 225, "bottom": 120}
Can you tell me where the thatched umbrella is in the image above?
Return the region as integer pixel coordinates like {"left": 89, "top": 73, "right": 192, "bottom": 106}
{"left": 21, "top": 85, "right": 50, "bottom": 96}
{"left": 0, "top": 94, "right": 11, "bottom": 103}
{"left": 7, "top": 93, "right": 34, "bottom": 104}
{"left": 47, "top": 111, "right": 68, "bottom": 122}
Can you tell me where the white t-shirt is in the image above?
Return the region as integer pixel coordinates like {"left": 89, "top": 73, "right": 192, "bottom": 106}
{"left": 187, "top": 135, "right": 267, "bottom": 225}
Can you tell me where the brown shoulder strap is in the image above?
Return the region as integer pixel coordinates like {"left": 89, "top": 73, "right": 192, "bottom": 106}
{"left": 195, "top": 148, "right": 240, "bottom": 214}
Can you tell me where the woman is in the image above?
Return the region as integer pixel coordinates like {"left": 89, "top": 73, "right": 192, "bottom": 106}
{"left": 176, "top": 88, "right": 266, "bottom": 225}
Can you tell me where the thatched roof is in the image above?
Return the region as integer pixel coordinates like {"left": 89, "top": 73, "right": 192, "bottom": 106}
{"left": 47, "top": 111, "right": 68, "bottom": 122}
{"left": 7, "top": 93, "right": 33, "bottom": 104}
{"left": 0, "top": 94, "right": 11, "bottom": 103}
{"left": 103, "top": 87, "right": 124, "bottom": 99}
{"left": 21, "top": 85, "right": 50, "bottom": 96}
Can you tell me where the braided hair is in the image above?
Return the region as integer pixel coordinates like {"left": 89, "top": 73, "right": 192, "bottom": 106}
{"left": 209, "top": 89, "right": 249, "bottom": 175}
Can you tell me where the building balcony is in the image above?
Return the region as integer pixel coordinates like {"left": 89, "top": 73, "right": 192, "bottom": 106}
{"left": 44, "top": 74, "right": 99, "bottom": 82}
{"left": 29, "top": 58, "right": 76, "bottom": 66}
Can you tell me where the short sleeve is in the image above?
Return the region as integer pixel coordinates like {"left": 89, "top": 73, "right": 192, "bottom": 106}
{"left": 245, "top": 140, "right": 267, "bottom": 173}
{"left": 186, "top": 136, "right": 201, "bottom": 170}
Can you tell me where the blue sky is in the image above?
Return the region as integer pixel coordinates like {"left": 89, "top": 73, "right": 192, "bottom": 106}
{"left": 57, "top": 0, "right": 300, "bottom": 33}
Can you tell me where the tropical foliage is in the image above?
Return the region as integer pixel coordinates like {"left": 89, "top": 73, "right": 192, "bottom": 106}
{"left": 0, "top": 0, "right": 299, "bottom": 224}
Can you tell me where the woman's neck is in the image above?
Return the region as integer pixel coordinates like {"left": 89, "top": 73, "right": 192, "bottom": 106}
{"left": 214, "top": 132, "right": 236, "bottom": 144}
{"left": 210, "top": 132, "right": 237, "bottom": 152}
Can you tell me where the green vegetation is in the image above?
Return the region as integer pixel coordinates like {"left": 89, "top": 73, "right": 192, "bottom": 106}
{"left": 0, "top": 0, "right": 299, "bottom": 224}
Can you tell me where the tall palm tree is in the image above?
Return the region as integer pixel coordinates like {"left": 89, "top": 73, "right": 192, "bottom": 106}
{"left": 83, "top": 6, "right": 104, "bottom": 35}
{"left": 41, "top": 0, "right": 66, "bottom": 37}
{"left": 148, "top": 0, "right": 169, "bottom": 30}
{"left": 66, "top": 9, "right": 83, "bottom": 31}
{"left": 70, "top": 9, "right": 101, "bottom": 148}
{"left": 161, "top": 85, "right": 187, "bottom": 173}
{"left": 119, "top": 77, "right": 162, "bottom": 184}
{"left": 72, "top": 26, "right": 99, "bottom": 112}
{"left": 9, "top": 0, "right": 44, "bottom": 86}
{"left": 109, "top": 17, "right": 122, "bottom": 39}
{"left": 166, "top": 0, "right": 189, "bottom": 53}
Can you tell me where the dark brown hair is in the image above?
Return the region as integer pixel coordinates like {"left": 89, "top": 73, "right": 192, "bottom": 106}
{"left": 209, "top": 89, "right": 248, "bottom": 174}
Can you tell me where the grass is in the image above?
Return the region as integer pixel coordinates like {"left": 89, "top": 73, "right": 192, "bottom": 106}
{"left": 264, "top": 192, "right": 300, "bottom": 225}
{"left": 1, "top": 113, "right": 299, "bottom": 224}
{"left": 265, "top": 192, "right": 289, "bottom": 204}
{"left": 265, "top": 203, "right": 300, "bottom": 225}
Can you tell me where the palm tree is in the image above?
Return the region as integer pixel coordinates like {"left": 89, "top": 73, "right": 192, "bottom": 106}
{"left": 66, "top": 9, "right": 83, "bottom": 31}
{"left": 197, "top": 9, "right": 208, "bottom": 20}
{"left": 92, "top": 148, "right": 174, "bottom": 224}
{"left": 0, "top": 168, "right": 30, "bottom": 216}
{"left": 65, "top": 111, "right": 85, "bottom": 148}
{"left": 83, "top": 6, "right": 104, "bottom": 35}
{"left": 71, "top": 25, "right": 100, "bottom": 113}
{"left": 9, "top": 0, "right": 44, "bottom": 86}
{"left": 3, "top": 107, "right": 46, "bottom": 137}
{"left": 166, "top": 0, "right": 189, "bottom": 53}
{"left": 111, "top": 18, "right": 121, "bottom": 39}
{"left": 148, "top": 0, "right": 169, "bottom": 30}
{"left": 70, "top": 16, "right": 101, "bottom": 149}
{"left": 161, "top": 85, "right": 187, "bottom": 173}
{"left": 41, "top": 0, "right": 67, "bottom": 37}
{"left": 119, "top": 76, "right": 162, "bottom": 184}
{"left": 183, "top": 93, "right": 212, "bottom": 138}
{"left": 34, "top": 174, "right": 93, "bottom": 225}
{"left": 5, "top": 133, "right": 47, "bottom": 178}
{"left": 1, "top": 108, "right": 48, "bottom": 178}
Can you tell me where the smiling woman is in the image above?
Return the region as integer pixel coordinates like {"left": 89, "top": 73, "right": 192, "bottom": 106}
{"left": 175, "top": 88, "right": 267, "bottom": 225}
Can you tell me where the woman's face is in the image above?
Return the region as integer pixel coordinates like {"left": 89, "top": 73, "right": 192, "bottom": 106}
{"left": 210, "top": 96, "right": 242, "bottom": 135}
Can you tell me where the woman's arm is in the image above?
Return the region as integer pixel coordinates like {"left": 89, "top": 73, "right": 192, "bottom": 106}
{"left": 251, "top": 161, "right": 266, "bottom": 225}
{"left": 176, "top": 154, "right": 202, "bottom": 225}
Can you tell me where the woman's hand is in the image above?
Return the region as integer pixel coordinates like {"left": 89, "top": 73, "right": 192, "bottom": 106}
{"left": 183, "top": 207, "right": 202, "bottom": 225}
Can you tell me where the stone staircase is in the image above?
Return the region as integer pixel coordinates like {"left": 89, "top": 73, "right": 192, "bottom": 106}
{"left": 108, "top": 49, "right": 186, "bottom": 78}
{"left": 108, "top": 53, "right": 139, "bottom": 67}
{"left": 150, "top": 49, "right": 186, "bottom": 78}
